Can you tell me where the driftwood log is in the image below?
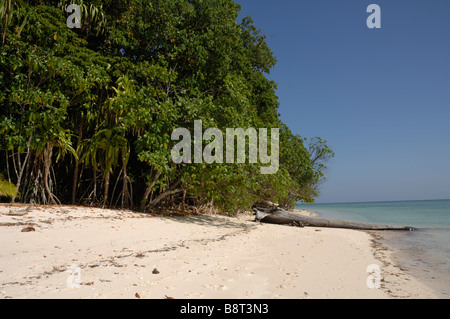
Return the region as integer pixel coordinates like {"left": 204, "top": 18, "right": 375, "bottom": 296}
{"left": 253, "top": 206, "right": 416, "bottom": 231}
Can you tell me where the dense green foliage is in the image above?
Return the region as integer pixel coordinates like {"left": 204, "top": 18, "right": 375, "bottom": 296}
{"left": 0, "top": 0, "right": 333, "bottom": 214}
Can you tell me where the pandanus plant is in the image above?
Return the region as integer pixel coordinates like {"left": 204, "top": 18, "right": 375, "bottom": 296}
{"left": 0, "top": 174, "right": 17, "bottom": 197}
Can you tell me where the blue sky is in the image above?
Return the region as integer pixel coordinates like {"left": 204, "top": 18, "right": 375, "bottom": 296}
{"left": 238, "top": 0, "right": 450, "bottom": 203}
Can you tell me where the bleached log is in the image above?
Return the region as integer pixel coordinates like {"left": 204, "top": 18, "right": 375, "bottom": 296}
{"left": 253, "top": 207, "right": 415, "bottom": 231}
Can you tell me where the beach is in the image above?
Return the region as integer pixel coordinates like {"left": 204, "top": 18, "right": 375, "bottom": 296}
{"left": 0, "top": 204, "right": 437, "bottom": 299}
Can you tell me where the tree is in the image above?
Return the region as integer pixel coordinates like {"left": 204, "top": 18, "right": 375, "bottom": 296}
{"left": 308, "top": 136, "right": 335, "bottom": 185}
{"left": 0, "top": 0, "right": 333, "bottom": 214}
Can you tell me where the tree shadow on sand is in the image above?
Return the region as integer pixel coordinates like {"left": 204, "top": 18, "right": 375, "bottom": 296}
{"left": 164, "top": 214, "right": 254, "bottom": 230}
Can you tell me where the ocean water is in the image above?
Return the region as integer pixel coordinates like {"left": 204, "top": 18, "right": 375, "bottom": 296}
{"left": 298, "top": 199, "right": 450, "bottom": 298}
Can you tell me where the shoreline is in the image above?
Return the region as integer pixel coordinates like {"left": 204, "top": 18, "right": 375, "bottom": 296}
{"left": 296, "top": 208, "right": 444, "bottom": 298}
{"left": 0, "top": 204, "right": 437, "bottom": 298}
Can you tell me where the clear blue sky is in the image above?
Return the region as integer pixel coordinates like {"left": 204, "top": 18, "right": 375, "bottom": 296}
{"left": 238, "top": 0, "right": 450, "bottom": 203}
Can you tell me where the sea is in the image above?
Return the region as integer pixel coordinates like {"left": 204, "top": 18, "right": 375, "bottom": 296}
{"left": 298, "top": 199, "right": 450, "bottom": 298}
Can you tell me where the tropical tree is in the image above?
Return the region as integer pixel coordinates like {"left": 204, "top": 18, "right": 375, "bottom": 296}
{"left": 0, "top": 0, "right": 333, "bottom": 214}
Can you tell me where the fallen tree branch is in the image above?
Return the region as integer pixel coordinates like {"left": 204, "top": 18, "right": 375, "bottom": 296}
{"left": 253, "top": 206, "right": 416, "bottom": 231}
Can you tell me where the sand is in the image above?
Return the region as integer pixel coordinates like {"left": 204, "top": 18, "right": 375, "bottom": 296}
{"left": 0, "top": 204, "right": 438, "bottom": 299}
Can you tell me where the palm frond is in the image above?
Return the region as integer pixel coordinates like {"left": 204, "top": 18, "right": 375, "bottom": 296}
{"left": 0, "top": 176, "right": 18, "bottom": 197}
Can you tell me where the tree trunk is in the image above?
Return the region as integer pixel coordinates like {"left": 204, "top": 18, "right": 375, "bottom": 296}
{"left": 71, "top": 120, "right": 83, "bottom": 204}
{"left": 15, "top": 149, "right": 30, "bottom": 202}
{"left": 102, "top": 171, "right": 110, "bottom": 208}
{"left": 140, "top": 170, "right": 161, "bottom": 211}
{"left": 120, "top": 146, "right": 130, "bottom": 209}
{"left": 148, "top": 188, "right": 182, "bottom": 208}
{"left": 71, "top": 159, "right": 80, "bottom": 204}
{"left": 43, "top": 145, "right": 59, "bottom": 204}
{"left": 253, "top": 206, "right": 416, "bottom": 231}
{"left": 93, "top": 165, "right": 97, "bottom": 201}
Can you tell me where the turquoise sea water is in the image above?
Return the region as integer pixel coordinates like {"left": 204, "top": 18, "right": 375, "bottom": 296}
{"left": 298, "top": 199, "right": 450, "bottom": 298}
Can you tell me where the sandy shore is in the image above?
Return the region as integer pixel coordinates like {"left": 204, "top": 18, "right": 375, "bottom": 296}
{"left": 0, "top": 204, "right": 437, "bottom": 299}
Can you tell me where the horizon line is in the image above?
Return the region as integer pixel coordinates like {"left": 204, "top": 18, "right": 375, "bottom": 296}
{"left": 301, "top": 198, "right": 450, "bottom": 205}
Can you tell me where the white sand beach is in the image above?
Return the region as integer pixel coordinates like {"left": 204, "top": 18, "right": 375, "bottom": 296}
{"left": 0, "top": 204, "right": 437, "bottom": 299}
